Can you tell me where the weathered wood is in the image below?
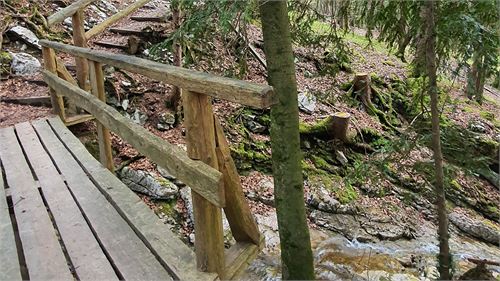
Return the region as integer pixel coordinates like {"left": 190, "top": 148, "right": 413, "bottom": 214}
{"left": 214, "top": 118, "right": 260, "bottom": 244}
{"left": 0, "top": 155, "right": 22, "bottom": 281}
{"left": 63, "top": 113, "right": 94, "bottom": 126}
{"left": 224, "top": 241, "right": 261, "bottom": 280}
{"left": 183, "top": 90, "right": 225, "bottom": 277}
{"left": 42, "top": 46, "right": 65, "bottom": 119}
{"left": 39, "top": 40, "right": 276, "bottom": 108}
{"left": 47, "top": 0, "right": 96, "bottom": 26}
{"left": 94, "top": 36, "right": 142, "bottom": 55}
{"left": 89, "top": 61, "right": 114, "bottom": 172}
{"left": 0, "top": 96, "right": 51, "bottom": 106}
{"left": 14, "top": 122, "right": 117, "bottom": 280}
{"left": 331, "top": 112, "right": 350, "bottom": 142}
{"left": 56, "top": 58, "right": 78, "bottom": 85}
{"left": 130, "top": 14, "right": 170, "bottom": 22}
{"left": 109, "top": 27, "right": 152, "bottom": 36}
{"left": 47, "top": 117, "right": 217, "bottom": 281}
{"left": 85, "top": 0, "right": 152, "bottom": 39}
{"left": 43, "top": 71, "right": 224, "bottom": 207}
{"left": 0, "top": 127, "right": 73, "bottom": 280}
{"left": 32, "top": 120, "right": 173, "bottom": 281}
{"left": 72, "top": 10, "right": 90, "bottom": 92}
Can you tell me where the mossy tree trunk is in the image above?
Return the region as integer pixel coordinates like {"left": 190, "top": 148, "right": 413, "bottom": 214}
{"left": 423, "top": 1, "right": 452, "bottom": 279}
{"left": 466, "top": 50, "right": 486, "bottom": 104}
{"left": 259, "top": 1, "right": 315, "bottom": 280}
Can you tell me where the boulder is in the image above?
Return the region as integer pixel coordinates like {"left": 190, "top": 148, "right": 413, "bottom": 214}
{"left": 298, "top": 91, "right": 317, "bottom": 113}
{"left": 10, "top": 52, "right": 41, "bottom": 76}
{"left": 8, "top": 26, "right": 41, "bottom": 50}
{"left": 449, "top": 209, "right": 500, "bottom": 246}
{"left": 120, "top": 167, "right": 178, "bottom": 200}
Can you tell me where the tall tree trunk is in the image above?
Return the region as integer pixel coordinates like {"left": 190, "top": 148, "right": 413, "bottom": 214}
{"left": 466, "top": 50, "right": 480, "bottom": 100}
{"left": 423, "top": 1, "right": 452, "bottom": 280}
{"left": 259, "top": 1, "right": 315, "bottom": 280}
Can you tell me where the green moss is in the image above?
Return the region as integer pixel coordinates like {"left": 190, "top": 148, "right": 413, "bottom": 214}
{"left": 0, "top": 51, "right": 12, "bottom": 76}
{"left": 157, "top": 200, "right": 177, "bottom": 217}
{"left": 479, "top": 110, "right": 495, "bottom": 122}
{"left": 450, "top": 179, "right": 462, "bottom": 190}
{"left": 337, "top": 183, "right": 358, "bottom": 204}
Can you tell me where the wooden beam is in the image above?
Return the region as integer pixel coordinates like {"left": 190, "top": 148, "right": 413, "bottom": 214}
{"left": 85, "top": 0, "right": 152, "bottom": 39}
{"left": 39, "top": 40, "right": 276, "bottom": 108}
{"left": 42, "top": 71, "right": 224, "bottom": 207}
{"left": 0, "top": 96, "right": 51, "bottom": 106}
{"left": 47, "top": 0, "right": 96, "bottom": 26}
{"left": 224, "top": 240, "right": 262, "bottom": 280}
{"left": 72, "top": 10, "right": 90, "bottom": 92}
{"left": 63, "top": 114, "right": 94, "bottom": 126}
{"left": 89, "top": 61, "right": 114, "bottom": 172}
{"left": 214, "top": 118, "right": 261, "bottom": 245}
{"left": 183, "top": 90, "right": 225, "bottom": 278}
{"left": 42, "top": 46, "right": 66, "bottom": 120}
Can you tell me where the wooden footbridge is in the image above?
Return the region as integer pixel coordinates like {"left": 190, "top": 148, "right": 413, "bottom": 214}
{"left": 1, "top": 1, "right": 275, "bottom": 279}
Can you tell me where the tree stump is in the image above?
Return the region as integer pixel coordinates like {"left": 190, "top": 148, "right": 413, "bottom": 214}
{"left": 331, "top": 112, "right": 351, "bottom": 141}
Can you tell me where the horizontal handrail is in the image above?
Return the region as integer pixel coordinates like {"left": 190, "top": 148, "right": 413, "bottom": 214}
{"left": 40, "top": 40, "right": 276, "bottom": 108}
{"left": 43, "top": 70, "right": 225, "bottom": 207}
{"left": 48, "top": 0, "right": 96, "bottom": 26}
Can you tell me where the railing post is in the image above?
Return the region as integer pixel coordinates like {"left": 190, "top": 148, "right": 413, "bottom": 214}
{"left": 183, "top": 90, "right": 225, "bottom": 278}
{"left": 88, "top": 61, "right": 114, "bottom": 172}
{"left": 42, "top": 47, "right": 66, "bottom": 120}
{"left": 72, "top": 10, "right": 90, "bottom": 92}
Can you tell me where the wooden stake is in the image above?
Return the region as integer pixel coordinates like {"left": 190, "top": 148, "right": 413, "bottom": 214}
{"left": 89, "top": 61, "right": 114, "bottom": 172}
{"left": 183, "top": 90, "right": 225, "bottom": 278}
{"left": 214, "top": 118, "right": 261, "bottom": 245}
{"left": 72, "top": 10, "right": 90, "bottom": 92}
{"left": 42, "top": 46, "right": 66, "bottom": 120}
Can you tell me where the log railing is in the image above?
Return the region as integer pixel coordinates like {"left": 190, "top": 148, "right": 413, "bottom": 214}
{"left": 46, "top": 0, "right": 153, "bottom": 125}
{"left": 40, "top": 39, "right": 274, "bottom": 279}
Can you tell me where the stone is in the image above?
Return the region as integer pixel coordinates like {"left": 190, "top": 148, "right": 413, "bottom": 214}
{"left": 306, "top": 185, "right": 341, "bottom": 213}
{"left": 245, "top": 120, "right": 266, "bottom": 133}
{"left": 10, "top": 52, "right": 41, "bottom": 76}
{"left": 157, "top": 165, "right": 176, "bottom": 180}
{"left": 298, "top": 91, "right": 317, "bottom": 113}
{"left": 130, "top": 109, "right": 147, "bottom": 125}
{"left": 468, "top": 120, "right": 488, "bottom": 134}
{"left": 121, "top": 99, "right": 129, "bottom": 110}
{"left": 449, "top": 209, "right": 499, "bottom": 246}
{"left": 335, "top": 150, "right": 349, "bottom": 166}
{"left": 157, "top": 112, "right": 176, "bottom": 131}
{"left": 8, "top": 26, "right": 41, "bottom": 50}
{"left": 179, "top": 187, "right": 194, "bottom": 226}
{"left": 120, "top": 167, "right": 178, "bottom": 200}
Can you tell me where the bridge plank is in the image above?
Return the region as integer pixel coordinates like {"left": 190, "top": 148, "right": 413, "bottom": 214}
{"left": 0, "top": 127, "right": 73, "bottom": 280}
{"left": 0, "top": 151, "right": 22, "bottom": 281}
{"left": 33, "top": 120, "right": 173, "bottom": 281}
{"left": 48, "top": 116, "right": 217, "bottom": 281}
{"left": 14, "top": 122, "right": 118, "bottom": 281}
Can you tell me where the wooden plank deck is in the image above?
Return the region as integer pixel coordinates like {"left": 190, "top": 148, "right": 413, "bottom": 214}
{"left": 0, "top": 117, "right": 216, "bottom": 281}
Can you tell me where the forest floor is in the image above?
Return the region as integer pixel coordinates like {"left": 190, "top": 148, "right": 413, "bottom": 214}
{"left": 1, "top": 0, "right": 499, "bottom": 280}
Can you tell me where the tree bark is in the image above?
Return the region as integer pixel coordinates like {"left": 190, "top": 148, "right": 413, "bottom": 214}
{"left": 169, "top": 0, "right": 182, "bottom": 111}
{"left": 259, "top": 1, "right": 315, "bottom": 280}
{"left": 423, "top": 1, "right": 451, "bottom": 280}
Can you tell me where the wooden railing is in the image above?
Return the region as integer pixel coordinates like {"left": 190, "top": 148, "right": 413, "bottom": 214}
{"left": 40, "top": 39, "right": 275, "bottom": 279}
{"left": 46, "top": 0, "right": 152, "bottom": 125}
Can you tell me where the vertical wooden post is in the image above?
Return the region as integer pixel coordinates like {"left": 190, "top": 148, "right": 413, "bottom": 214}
{"left": 72, "top": 10, "right": 90, "bottom": 92}
{"left": 183, "top": 90, "right": 225, "bottom": 278}
{"left": 89, "top": 61, "right": 114, "bottom": 172}
{"left": 214, "top": 119, "right": 261, "bottom": 245}
{"left": 42, "top": 47, "right": 66, "bottom": 120}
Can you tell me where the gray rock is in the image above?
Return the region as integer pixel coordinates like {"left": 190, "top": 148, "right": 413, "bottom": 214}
{"left": 157, "top": 112, "right": 176, "bottom": 131}
{"left": 8, "top": 26, "right": 41, "bottom": 50}
{"left": 245, "top": 120, "right": 266, "bottom": 133}
{"left": 157, "top": 165, "right": 176, "bottom": 180}
{"left": 10, "top": 52, "right": 41, "bottom": 76}
{"left": 298, "top": 91, "right": 317, "bottom": 113}
{"left": 306, "top": 185, "right": 341, "bottom": 213}
{"left": 468, "top": 120, "right": 488, "bottom": 134}
{"left": 131, "top": 109, "right": 147, "bottom": 125}
{"left": 120, "top": 167, "right": 178, "bottom": 200}
{"left": 179, "top": 187, "right": 194, "bottom": 226}
{"left": 121, "top": 99, "right": 129, "bottom": 110}
{"left": 449, "top": 210, "right": 499, "bottom": 245}
{"left": 335, "top": 150, "right": 348, "bottom": 166}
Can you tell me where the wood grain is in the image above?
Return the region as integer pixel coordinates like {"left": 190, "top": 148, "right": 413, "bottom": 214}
{"left": 39, "top": 40, "right": 276, "bottom": 108}
{"left": 47, "top": 0, "right": 96, "bottom": 26}
{"left": 0, "top": 127, "right": 73, "bottom": 280}
{"left": 42, "top": 46, "right": 65, "bottom": 119}
{"left": 15, "top": 122, "right": 117, "bottom": 280}
{"left": 43, "top": 71, "right": 224, "bottom": 207}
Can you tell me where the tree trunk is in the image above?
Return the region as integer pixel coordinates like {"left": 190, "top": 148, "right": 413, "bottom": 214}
{"left": 299, "top": 112, "right": 351, "bottom": 142}
{"left": 466, "top": 51, "right": 480, "bottom": 100}
{"left": 259, "top": 1, "right": 315, "bottom": 280}
{"left": 423, "top": 1, "right": 452, "bottom": 280}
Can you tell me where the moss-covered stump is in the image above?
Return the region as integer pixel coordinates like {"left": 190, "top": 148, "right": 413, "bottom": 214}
{"left": 0, "top": 51, "right": 12, "bottom": 77}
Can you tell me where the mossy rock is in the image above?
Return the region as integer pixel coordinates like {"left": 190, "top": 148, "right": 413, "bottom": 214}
{"left": 0, "top": 51, "right": 12, "bottom": 76}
